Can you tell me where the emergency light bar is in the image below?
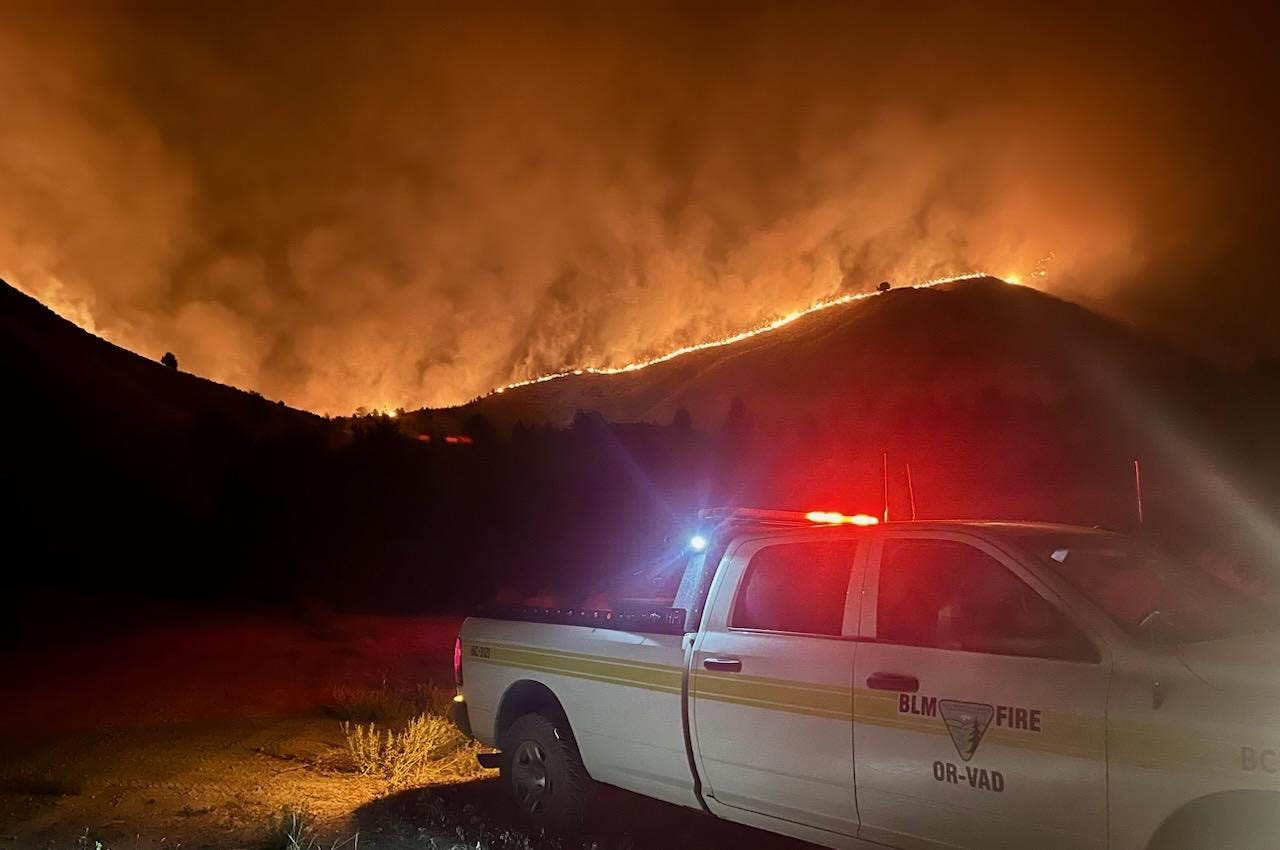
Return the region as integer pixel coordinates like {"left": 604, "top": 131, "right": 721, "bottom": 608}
{"left": 698, "top": 507, "right": 879, "bottom": 527}
{"left": 804, "top": 511, "right": 880, "bottom": 526}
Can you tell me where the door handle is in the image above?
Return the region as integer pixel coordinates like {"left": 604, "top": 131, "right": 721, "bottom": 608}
{"left": 704, "top": 658, "right": 742, "bottom": 673}
{"left": 867, "top": 672, "right": 919, "bottom": 693}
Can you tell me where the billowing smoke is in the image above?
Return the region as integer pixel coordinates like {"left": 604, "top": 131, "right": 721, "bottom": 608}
{"left": 2, "top": 3, "right": 1277, "bottom": 413}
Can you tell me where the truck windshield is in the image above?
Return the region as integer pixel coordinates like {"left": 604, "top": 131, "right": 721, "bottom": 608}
{"left": 1005, "top": 530, "right": 1280, "bottom": 644}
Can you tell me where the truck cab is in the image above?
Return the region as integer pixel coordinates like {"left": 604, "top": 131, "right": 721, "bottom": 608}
{"left": 454, "top": 510, "right": 1280, "bottom": 849}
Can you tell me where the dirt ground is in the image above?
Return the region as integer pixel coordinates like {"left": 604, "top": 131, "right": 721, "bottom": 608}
{"left": 0, "top": 610, "right": 809, "bottom": 849}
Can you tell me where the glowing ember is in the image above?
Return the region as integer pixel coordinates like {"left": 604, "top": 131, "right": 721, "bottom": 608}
{"left": 485, "top": 272, "right": 1005, "bottom": 397}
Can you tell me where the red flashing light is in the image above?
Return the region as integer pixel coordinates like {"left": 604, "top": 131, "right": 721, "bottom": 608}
{"left": 805, "top": 510, "right": 879, "bottom": 526}
{"left": 453, "top": 636, "right": 464, "bottom": 686}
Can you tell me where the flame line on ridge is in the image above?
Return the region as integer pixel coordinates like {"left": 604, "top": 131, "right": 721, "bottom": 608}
{"left": 480, "top": 272, "right": 995, "bottom": 400}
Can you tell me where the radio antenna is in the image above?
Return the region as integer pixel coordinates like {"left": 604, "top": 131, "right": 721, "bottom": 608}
{"left": 906, "top": 462, "right": 918, "bottom": 521}
{"left": 882, "top": 452, "right": 890, "bottom": 523}
{"left": 1133, "top": 458, "right": 1144, "bottom": 528}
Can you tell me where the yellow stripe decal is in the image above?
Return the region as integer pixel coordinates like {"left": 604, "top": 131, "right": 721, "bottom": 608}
{"left": 469, "top": 643, "right": 682, "bottom": 694}
{"left": 465, "top": 643, "right": 1256, "bottom": 774}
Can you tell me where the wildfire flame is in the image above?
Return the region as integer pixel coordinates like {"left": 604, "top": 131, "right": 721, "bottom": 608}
{"left": 487, "top": 271, "right": 1006, "bottom": 398}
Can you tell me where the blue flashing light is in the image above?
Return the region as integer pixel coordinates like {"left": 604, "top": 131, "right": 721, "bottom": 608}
{"left": 689, "top": 534, "right": 708, "bottom": 552}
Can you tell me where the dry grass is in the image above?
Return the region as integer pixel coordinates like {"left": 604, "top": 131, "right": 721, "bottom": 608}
{"left": 260, "top": 806, "right": 318, "bottom": 849}
{"left": 260, "top": 805, "right": 360, "bottom": 850}
{"left": 336, "top": 682, "right": 488, "bottom": 787}
{"left": 341, "top": 711, "right": 487, "bottom": 786}
{"left": 327, "top": 679, "right": 455, "bottom": 726}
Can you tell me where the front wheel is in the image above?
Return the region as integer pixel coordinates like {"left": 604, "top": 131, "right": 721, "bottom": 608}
{"left": 1151, "top": 792, "right": 1280, "bottom": 850}
{"left": 500, "top": 712, "right": 589, "bottom": 832}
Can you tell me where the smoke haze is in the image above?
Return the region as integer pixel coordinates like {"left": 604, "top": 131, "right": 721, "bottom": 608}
{"left": 2, "top": 2, "right": 1277, "bottom": 413}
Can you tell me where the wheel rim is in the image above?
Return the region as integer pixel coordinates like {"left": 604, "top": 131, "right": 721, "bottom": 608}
{"left": 511, "top": 739, "right": 551, "bottom": 815}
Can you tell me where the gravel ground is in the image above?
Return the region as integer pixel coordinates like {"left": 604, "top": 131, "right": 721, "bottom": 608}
{"left": 0, "top": 611, "right": 815, "bottom": 850}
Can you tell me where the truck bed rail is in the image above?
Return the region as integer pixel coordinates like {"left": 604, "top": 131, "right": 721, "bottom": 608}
{"left": 473, "top": 604, "right": 689, "bottom": 635}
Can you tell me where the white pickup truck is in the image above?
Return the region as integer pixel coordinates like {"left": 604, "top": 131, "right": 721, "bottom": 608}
{"left": 451, "top": 509, "right": 1280, "bottom": 850}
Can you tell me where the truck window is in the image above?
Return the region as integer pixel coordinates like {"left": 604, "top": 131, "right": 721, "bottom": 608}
{"left": 876, "top": 540, "right": 1097, "bottom": 662}
{"left": 730, "top": 541, "right": 857, "bottom": 636}
{"left": 1004, "top": 530, "right": 1280, "bottom": 644}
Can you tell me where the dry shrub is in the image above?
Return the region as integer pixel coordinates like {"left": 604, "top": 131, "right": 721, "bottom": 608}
{"left": 342, "top": 711, "right": 488, "bottom": 786}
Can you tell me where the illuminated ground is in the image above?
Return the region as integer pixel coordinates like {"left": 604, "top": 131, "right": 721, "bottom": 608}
{"left": 0, "top": 612, "right": 808, "bottom": 849}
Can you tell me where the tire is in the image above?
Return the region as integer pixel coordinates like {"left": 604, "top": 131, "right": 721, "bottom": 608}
{"left": 1152, "top": 792, "right": 1280, "bottom": 850}
{"left": 500, "top": 712, "right": 590, "bottom": 833}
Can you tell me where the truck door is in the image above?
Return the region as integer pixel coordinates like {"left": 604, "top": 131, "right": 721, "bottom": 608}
{"left": 690, "top": 534, "right": 863, "bottom": 838}
{"left": 853, "top": 533, "right": 1109, "bottom": 850}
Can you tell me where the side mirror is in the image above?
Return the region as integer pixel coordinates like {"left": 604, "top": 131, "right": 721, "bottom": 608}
{"left": 1138, "top": 608, "right": 1177, "bottom": 646}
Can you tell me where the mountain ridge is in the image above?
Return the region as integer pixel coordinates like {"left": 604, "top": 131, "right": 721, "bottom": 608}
{"left": 1, "top": 277, "right": 317, "bottom": 433}
{"left": 4, "top": 272, "right": 1278, "bottom": 606}
{"left": 423, "top": 276, "right": 1209, "bottom": 434}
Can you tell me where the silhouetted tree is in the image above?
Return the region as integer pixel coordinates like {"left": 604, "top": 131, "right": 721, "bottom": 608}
{"left": 877, "top": 281, "right": 892, "bottom": 293}
{"left": 672, "top": 407, "right": 692, "bottom": 431}
{"left": 161, "top": 351, "right": 178, "bottom": 370}
{"left": 463, "top": 412, "right": 497, "bottom": 445}
{"left": 351, "top": 412, "right": 403, "bottom": 444}
{"left": 571, "top": 409, "right": 607, "bottom": 433}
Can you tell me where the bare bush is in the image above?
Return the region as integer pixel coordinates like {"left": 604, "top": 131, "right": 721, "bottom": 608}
{"left": 341, "top": 712, "right": 488, "bottom": 786}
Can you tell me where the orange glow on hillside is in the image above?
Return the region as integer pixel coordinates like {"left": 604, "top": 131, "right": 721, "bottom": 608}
{"left": 485, "top": 272, "right": 1007, "bottom": 398}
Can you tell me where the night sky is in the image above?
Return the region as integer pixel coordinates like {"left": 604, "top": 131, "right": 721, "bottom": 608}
{"left": 3, "top": 2, "right": 1278, "bottom": 413}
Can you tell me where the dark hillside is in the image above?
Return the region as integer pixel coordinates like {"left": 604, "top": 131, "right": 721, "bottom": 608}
{"left": 423, "top": 278, "right": 1280, "bottom": 576}
{"left": 432, "top": 278, "right": 1208, "bottom": 433}
{"left": 0, "top": 279, "right": 328, "bottom": 612}
{"left": 0, "top": 279, "right": 714, "bottom": 626}
{"left": 4, "top": 276, "right": 1278, "bottom": 630}
{"left": 0, "top": 281, "right": 317, "bottom": 433}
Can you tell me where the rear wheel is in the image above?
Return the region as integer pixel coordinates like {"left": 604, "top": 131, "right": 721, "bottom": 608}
{"left": 1152, "top": 792, "right": 1280, "bottom": 850}
{"left": 500, "top": 712, "right": 589, "bottom": 832}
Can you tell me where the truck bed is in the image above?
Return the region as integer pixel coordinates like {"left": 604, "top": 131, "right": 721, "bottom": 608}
{"left": 459, "top": 617, "right": 702, "bottom": 810}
